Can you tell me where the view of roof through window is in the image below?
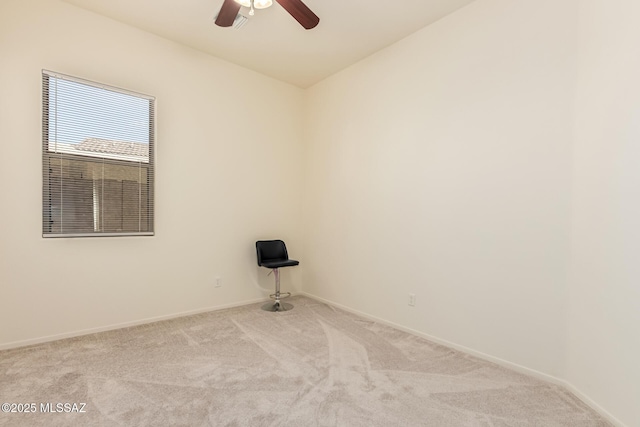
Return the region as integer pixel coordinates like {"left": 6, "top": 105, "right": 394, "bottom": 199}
{"left": 47, "top": 77, "right": 150, "bottom": 163}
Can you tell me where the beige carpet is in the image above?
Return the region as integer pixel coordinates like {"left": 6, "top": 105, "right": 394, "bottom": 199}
{"left": 0, "top": 296, "right": 610, "bottom": 426}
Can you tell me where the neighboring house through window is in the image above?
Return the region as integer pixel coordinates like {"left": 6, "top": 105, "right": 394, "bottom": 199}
{"left": 42, "top": 70, "right": 155, "bottom": 237}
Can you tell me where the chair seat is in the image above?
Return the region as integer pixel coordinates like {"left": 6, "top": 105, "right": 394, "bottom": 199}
{"left": 261, "top": 259, "right": 299, "bottom": 269}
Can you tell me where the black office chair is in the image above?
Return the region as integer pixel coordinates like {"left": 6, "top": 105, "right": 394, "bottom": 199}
{"left": 256, "top": 240, "right": 299, "bottom": 312}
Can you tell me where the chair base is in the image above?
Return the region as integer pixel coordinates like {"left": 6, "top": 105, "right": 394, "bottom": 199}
{"left": 261, "top": 301, "right": 293, "bottom": 312}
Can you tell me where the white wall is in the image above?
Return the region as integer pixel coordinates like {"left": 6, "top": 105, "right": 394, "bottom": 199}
{"left": 303, "top": 0, "right": 577, "bottom": 377}
{"left": 566, "top": 0, "right": 640, "bottom": 425}
{"left": 0, "top": 0, "right": 305, "bottom": 348}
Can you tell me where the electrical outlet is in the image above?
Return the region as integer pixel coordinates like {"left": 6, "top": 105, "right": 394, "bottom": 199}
{"left": 408, "top": 293, "right": 416, "bottom": 306}
{"left": 215, "top": 276, "right": 221, "bottom": 288}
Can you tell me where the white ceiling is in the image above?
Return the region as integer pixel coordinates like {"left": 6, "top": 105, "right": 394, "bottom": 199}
{"left": 62, "top": 0, "right": 477, "bottom": 88}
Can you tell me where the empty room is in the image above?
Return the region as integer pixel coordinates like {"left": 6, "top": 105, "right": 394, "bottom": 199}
{"left": 0, "top": 0, "right": 638, "bottom": 425}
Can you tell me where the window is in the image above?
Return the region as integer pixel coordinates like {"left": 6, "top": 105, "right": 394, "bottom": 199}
{"left": 42, "top": 70, "right": 155, "bottom": 237}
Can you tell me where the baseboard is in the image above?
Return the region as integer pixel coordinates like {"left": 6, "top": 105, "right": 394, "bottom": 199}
{"left": 0, "top": 296, "right": 271, "bottom": 352}
{"left": 301, "top": 292, "right": 626, "bottom": 427}
{"left": 561, "top": 382, "right": 626, "bottom": 427}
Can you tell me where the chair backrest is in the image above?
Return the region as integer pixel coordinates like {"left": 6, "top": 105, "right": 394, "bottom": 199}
{"left": 256, "top": 240, "right": 288, "bottom": 266}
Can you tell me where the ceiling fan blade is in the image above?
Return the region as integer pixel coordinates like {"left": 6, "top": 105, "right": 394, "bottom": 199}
{"left": 275, "top": 0, "right": 319, "bottom": 30}
{"left": 215, "top": 0, "right": 242, "bottom": 27}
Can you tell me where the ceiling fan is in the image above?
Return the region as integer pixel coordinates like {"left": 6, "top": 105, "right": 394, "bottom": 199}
{"left": 215, "top": 0, "right": 319, "bottom": 30}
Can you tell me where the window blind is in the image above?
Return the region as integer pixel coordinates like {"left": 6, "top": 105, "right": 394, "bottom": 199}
{"left": 42, "top": 70, "right": 155, "bottom": 237}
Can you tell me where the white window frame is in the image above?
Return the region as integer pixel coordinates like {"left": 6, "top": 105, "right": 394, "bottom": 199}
{"left": 42, "top": 70, "right": 155, "bottom": 238}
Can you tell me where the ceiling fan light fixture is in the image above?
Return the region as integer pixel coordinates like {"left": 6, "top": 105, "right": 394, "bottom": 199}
{"left": 234, "top": 0, "right": 273, "bottom": 9}
{"left": 253, "top": 0, "right": 273, "bottom": 9}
